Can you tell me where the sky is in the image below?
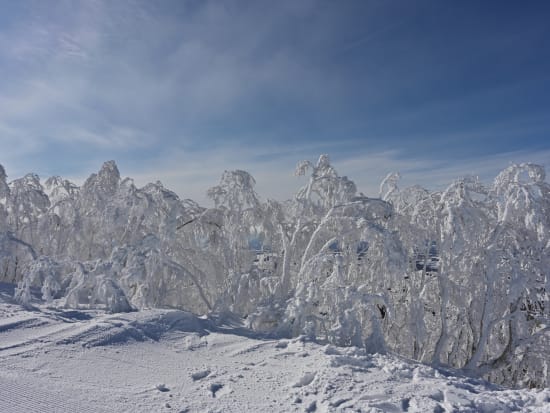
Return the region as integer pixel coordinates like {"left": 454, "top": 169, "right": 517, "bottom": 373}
{"left": 0, "top": 0, "right": 549, "bottom": 204}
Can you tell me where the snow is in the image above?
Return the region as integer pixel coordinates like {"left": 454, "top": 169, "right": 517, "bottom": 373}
{"left": 1, "top": 157, "right": 549, "bottom": 390}
{"left": 1, "top": 285, "right": 548, "bottom": 413}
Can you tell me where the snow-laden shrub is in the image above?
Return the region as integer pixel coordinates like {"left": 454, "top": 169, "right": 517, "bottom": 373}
{"left": 61, "top": 261, "right": 133, "bottom": 313}
{"left": 1, "top": 157, "right": 548, "bottom": 388}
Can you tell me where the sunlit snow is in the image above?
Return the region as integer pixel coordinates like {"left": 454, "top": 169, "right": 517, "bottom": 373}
{"left": 1, "top": 284, "right": 548, "bottom": 412}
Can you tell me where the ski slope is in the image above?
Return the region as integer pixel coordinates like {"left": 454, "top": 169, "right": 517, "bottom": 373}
{"left": 0, "top": 284, "right": 548, "bottom": 413}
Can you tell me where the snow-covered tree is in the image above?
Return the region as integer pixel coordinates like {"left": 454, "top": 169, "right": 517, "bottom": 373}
{"left": 1, "top": 158, "right": 548, "bottom": 388}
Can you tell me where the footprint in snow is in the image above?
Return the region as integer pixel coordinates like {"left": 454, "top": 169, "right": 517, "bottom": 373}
{"left": 329, "top": 398, "right": 350, "bottom": 408}
{"left": 156, "top": 383, "right": 170, "bottom": 392}
{"left": 208, "top": 382, "right": 232, "bottom": 398}
{"left": 305, "top": 400, "right": 317, "bottom": 412}
{"left": 191, "top": 370, "right": 210, "bottom": 381}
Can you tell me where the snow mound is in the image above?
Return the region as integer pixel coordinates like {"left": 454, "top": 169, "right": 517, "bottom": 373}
{"left": 292, "top": 372, "right": 316, "bottom": 387}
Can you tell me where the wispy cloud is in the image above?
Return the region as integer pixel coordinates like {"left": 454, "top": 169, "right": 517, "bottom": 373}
{"left": 0, "top": 1, "right": 548, "bottom": 201}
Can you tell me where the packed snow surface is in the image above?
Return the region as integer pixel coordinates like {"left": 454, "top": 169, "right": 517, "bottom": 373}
{"left": 1, "top": 285, "right": 548, "bottom": 413}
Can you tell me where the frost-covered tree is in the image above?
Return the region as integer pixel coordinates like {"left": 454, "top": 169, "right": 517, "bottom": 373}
{"left": 1, "top": 158, "right": 548, "bottom": 388}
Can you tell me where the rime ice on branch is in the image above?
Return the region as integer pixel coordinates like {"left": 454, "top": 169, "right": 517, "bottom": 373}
{"left": 0, "top": 157, "right": 548, "bottom": 388}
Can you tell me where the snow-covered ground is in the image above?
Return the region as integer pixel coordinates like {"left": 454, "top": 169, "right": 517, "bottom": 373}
{"left": 0, "top": 284, "right": 548, "bottom": 413}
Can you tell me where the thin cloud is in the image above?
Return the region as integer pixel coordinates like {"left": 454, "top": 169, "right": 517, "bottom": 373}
{"left": 1, "top": 1, "right": 548, "bottom": 202}
{"left": 54, "top": 125, "right": 154, "bottom": 148}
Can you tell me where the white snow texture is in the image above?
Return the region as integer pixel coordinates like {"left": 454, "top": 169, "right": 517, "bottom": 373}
{"left": 0, "top": 289, "right": 548, "bottom": 412}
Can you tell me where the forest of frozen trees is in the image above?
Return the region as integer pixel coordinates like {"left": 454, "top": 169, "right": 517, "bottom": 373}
{"left": 0, "top": 156, "right": 548, "bottom": 389}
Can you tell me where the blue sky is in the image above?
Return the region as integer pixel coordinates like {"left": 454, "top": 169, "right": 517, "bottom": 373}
{"left": 1, "top": 0, "right": 549, "bottom": 203}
